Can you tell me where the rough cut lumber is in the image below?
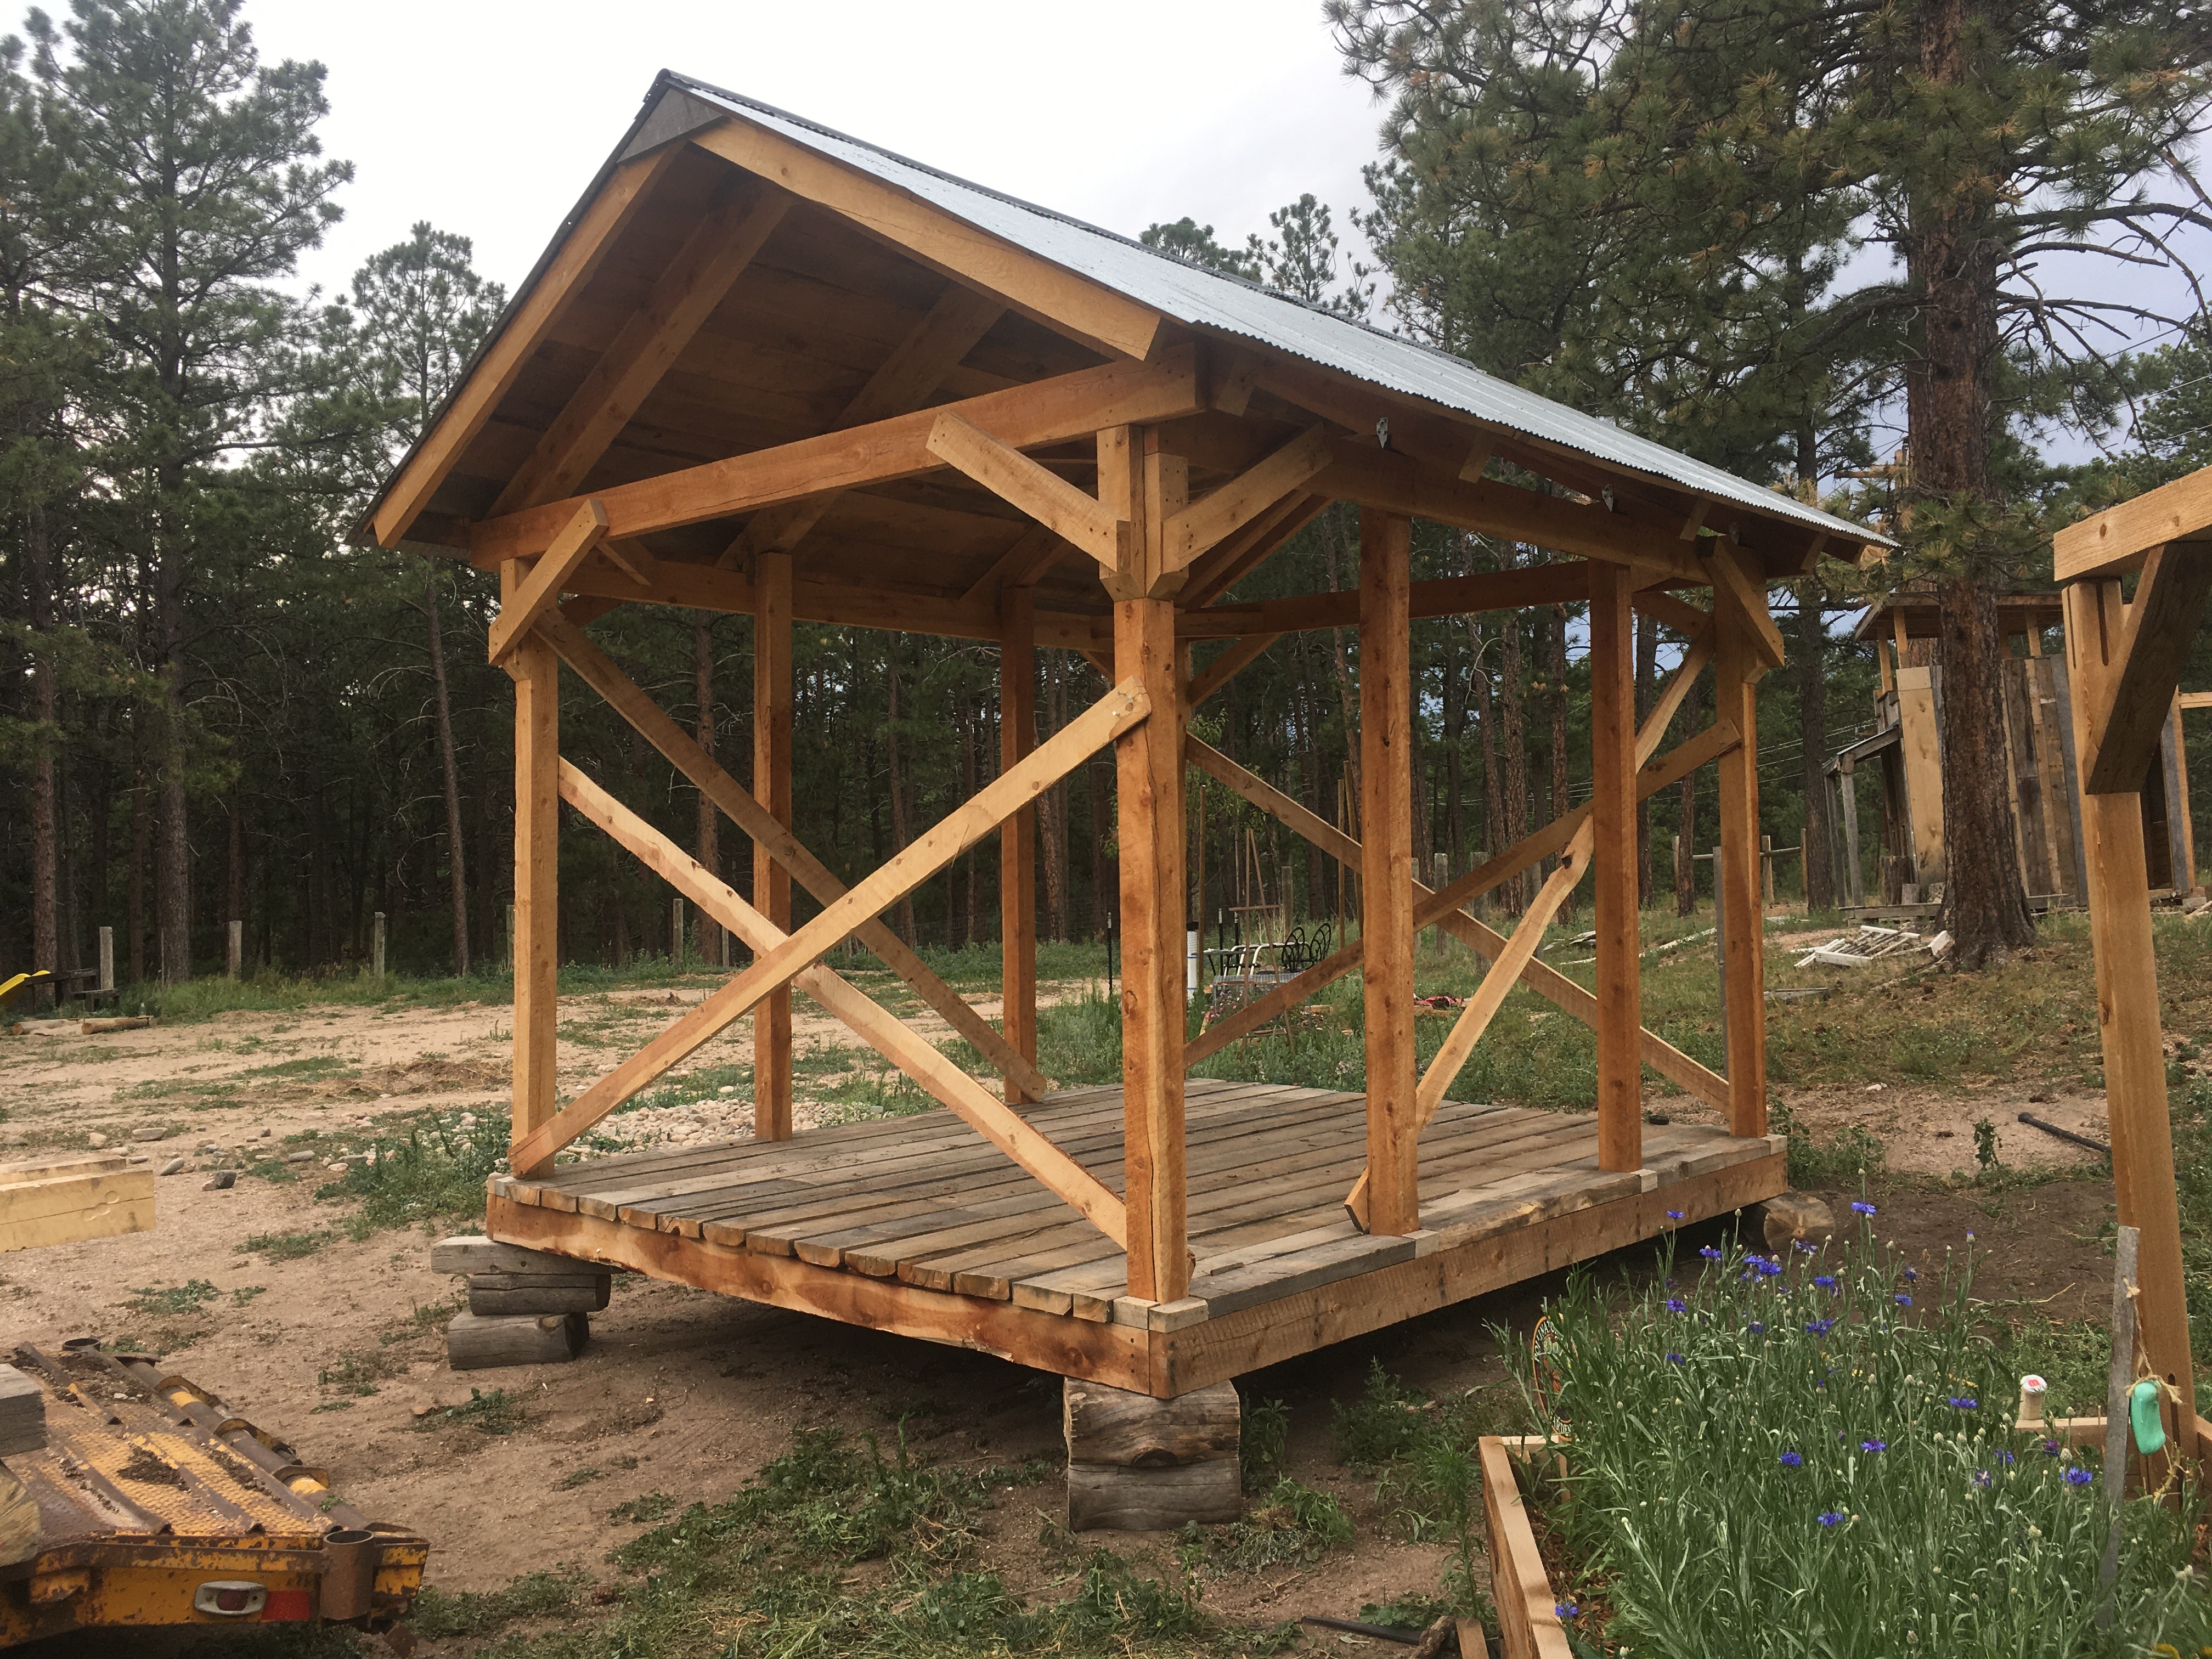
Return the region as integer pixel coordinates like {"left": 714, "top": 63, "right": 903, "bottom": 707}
{"left": 1589, "top": 562, "right": 1643, "bottom": 1172}
{"left": 1481, "top": 1438, "right": 1576, "bottom": 1659}
{"left": 1160, "top": 424, "right": 1331, "bottom": 571}
{"left": 491, "top": 184, "right": 794, "bottom": 516}
{"left": 554, "top": 759, "right": 1129, "bottom": 1245}
{"left": 687, "top": 119, "right": 1167, "bottom": 362}
{"left": 470, "top": 348, "right": 1200, "bottom": 563}
{"left": 539, "top": 616, "right": 1049, "bottom": 1100}
{"left": 2081, "top": 547, "right": 2212, "bottom": 793}
{"left": 1065, "top": 1459, "right": 1242, "bottom": 1531}
{"left": 0, "top": 1466, "right": 37, "bottom": 1568}
{"left": 1703, "top": 541, "right": 1787, "bottom": 670}
{"left": 755, "top": 549, "right": 795, "bottom": 1142}
{"left": 1001, "top": 588, "right": 1039, "bottom": 1104}
{"left": 368, "top": 145, "right": 678, "bottom": 549}
{"left": 431, "top": 1234, "right": 596, "bottom": 1276}
{"left": 2055, "top": 466, "right": 2212, "bottom": 580}
{"left": 486, "top": 499, "right": 609, "bottom": 663}
{"left": 1359, "top": 507, "right": 1419, "bottom": 1237}
{"left": 1714, "top": 598, "right": 1769, "bottom": 1136}
{"left": 445, "top": 1310, "right": 589, "bottom": 1370}
{"left": 0, "top": 1162, "right": 154, "bottom": 1253}
{"left": 1065, "top": 1378, "right": 1239, "bottom": 1468}
{"left": 469, "top": 1277, "right": 611, "bottom": 1316}
{"left": 0, "top": 1365, "right": 44, "bottom": 1457}
{"left": 510, "top": 618, "right": 560, "bottom": 1149}
{"left": 926, "top": 410, "right": 1125, "bottom": 571}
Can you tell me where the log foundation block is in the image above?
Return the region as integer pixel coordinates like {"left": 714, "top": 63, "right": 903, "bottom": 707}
{"left": 435, "top": 1233, "right": 612, "bottom": 1316}
{"left": 1064, "top": 1378, "right": 1240, "bottom": 1531}
{"left": 446, "top": 1310, "right": 589, "bottom": 1371}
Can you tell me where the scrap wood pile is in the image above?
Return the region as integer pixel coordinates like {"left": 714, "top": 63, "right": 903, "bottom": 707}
{"left": 1793, "top": 924, "right": 1954, "bottom": 970}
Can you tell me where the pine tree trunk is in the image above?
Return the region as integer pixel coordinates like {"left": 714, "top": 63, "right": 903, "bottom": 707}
{"left": 225, "top": 790, "right": 244, "bottom": 957}
{"left": 425, "top": 569, "right": 470, "bottom": 975}
{"left": 1909, "top": 0, "right": 2034, "bottom": 968}
{"left": 1799, "top": 585, "right": 1836, "bottom": 912}
{"left": 1471, "top": 615, "right": 1503, "bottom": 874}
{"left": 128, "top": 741, "right": 147, "bottom": 984}
{"left": 25, "top": 507, "right": 58, "bottom": 1003}
{"left": 693, "top": 617, "right": 721, "bottom": 964}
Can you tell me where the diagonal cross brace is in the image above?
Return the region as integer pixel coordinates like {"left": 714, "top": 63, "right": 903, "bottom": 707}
{"left": 537, "top": 614, "right": 1053, "bottom": 1102}
{"left": 509, "top": 675, "right": 1150, "bottom": 1173}
{"left": 554, "top": 760, "right": 1126, "bottom": 1243}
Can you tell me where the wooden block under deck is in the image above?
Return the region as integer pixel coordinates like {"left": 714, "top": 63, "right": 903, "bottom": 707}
{"left": 432, "top": 1234, "right": 602, "bottom": 1276}
{"left": 1065, "top": 1377, "right": 1242, "bottom": 1531}
{"left": 446, "top": 1310, "right": 590, "bottom": 1370}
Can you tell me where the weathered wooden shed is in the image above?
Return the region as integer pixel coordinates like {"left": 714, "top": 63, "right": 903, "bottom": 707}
{"left": 357, "top": 73, "right": 1888, "bottom": 1474}
{"left": 1826, "top": 590, "right": 2196, "bottom": 913}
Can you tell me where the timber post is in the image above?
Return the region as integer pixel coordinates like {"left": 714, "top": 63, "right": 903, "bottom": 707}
{"left": 754, "top": 548, "right": 794, "bottom": 1141}
{"left": 1001, "top": 584, "right": 1039, "bottom": 1104}
{"left": 1713, "top": 584, "right": 1768, "bottom": 1137}
{"left": 1358, "top": 507, "right": 1419, "bottom": 1235}
{"left": 511, "top": 628, "right": 560, "bottom": 1164}
{"left": 1589, "top": 562, "right": 1642, "bottom": 1171}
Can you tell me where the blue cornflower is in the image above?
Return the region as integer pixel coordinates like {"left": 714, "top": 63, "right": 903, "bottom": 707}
{"left": 1974, "top": 1470, "right": 1992, "bottom": 1489}
{"left": 2064, "top": 1466, "right": 2095, "bottom": 1487}
{"left": 2043, "top": 1440, "right": 2063, "bottom": 1457}
{"left": 1666, "top": 1352, "right": 1685, "bottom": 1364}
{"left": 1699, "top": 1245, "right": 1723, "bottom": 1261}
{"left": 1793, "top": 1239, "right": 1817, "bottom": 1254}
{"left": 1948, "top": 1397, "right": 1978, "bottom": 1410}
{"left": 1666, "top": 1209, "right": 1684, "bottom": 1221}
{"left": 1813, "top": 1274, "right": 1838, "bottom": 1290}
{"left": 1818, "top": 1511, "right": 1845, "bottom": 1527}
{"left": 1748, "top": 1321, "right": 1767, "bottom": 1334}
{"left": 1903, "top": 1267, "right": 1918, "bottom": 1281}
{"left": 1666, "top": 1297, "right": 1688, "bottom": 1313}
{"left": 1995, "top": 1449, "right": 2016, "bottom": 1466}
{"left": 1556, "top": 1602, "right": 1579, "bottom": 1620}
{"left": 1780, "top": 1451, "right": 1803, "bottom": 1468}
{"left": 1804, "top": 1318, "right": 1837, "bottom": 1335}
{"left": 1860, "top": 1440, "right": 1887, "bottom": 1453}
{"left": 1895, "top": 1293, "right": 1912, "bottom": 1307}
{"left": 1851, "top": 1201, "right": 1877, "bottom": 1216}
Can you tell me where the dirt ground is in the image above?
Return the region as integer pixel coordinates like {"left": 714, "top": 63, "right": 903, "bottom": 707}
{"left": 0, "top": 984, "right": 2128, "bottom": 1651}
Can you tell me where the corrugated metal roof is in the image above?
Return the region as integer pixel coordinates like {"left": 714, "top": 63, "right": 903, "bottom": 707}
{"left": 662, "top": 72, "right": 1884, "bottom": 550}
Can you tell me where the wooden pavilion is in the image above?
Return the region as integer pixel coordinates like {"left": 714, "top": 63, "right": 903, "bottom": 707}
{"left": 357, "top": 74, "right": 1889, "bottom": 1417}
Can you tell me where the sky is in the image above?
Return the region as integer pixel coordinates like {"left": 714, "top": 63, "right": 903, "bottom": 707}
{"left": 244, "top": 0, "right": 1389, "bottom": 309}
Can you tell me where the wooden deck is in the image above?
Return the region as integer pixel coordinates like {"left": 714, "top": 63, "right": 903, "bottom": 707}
{"left": 486, "top": 1078, "right": 1786, "bottom": 1396}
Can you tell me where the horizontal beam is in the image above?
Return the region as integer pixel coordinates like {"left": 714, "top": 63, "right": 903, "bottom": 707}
{"left": 2055, "top": 466, "right": 2212, "bottom": 581}
{"left": 556, "top": 759, "right": 1124, "bottom": 1245}
{"left": 510, "top": 676, "right": 1150, "bottom": 1173}
{"left": 470, "top": 346, "right": 1201, "bottom": 564}
{"left": 2080, "top": 548, "right": 2212, "bottom": 793}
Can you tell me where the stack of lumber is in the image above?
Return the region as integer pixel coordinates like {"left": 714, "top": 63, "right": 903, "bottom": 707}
{"left": 432, "top": 1235, "right": 608, "bottom": 1370}
{"left": 1064, "top": 1379, "right": 1242, "bottom": 1531}
{"left": 0, "top": 1364, "right": 40, "bottom": 1565}
{"left": 0, "top": 1153, "right": 154, "bottom": 1252}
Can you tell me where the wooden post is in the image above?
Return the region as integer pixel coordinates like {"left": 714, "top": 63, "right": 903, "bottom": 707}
{"left": 1589, "top": 563, "right": 1641, "bottom": 1172}
{"left": 1358, "top": 507, "right": 1418, "bottom": 1235}
{"left": 1714, "top": 599, "right": 1766, "bottom": 1136}
{"left": 1001, "top": 586, "right": 1039, "bottom": 1104}
{"left": 1761, "top": 834, "right": 1776, "bottom": 908}
{"left": 754, "top": 549, "right": 794, "bottom": 1141}
{"left": 2063, "top": 579, "right": 2198, "bottom": 1438}
{"left": 512, "top": 634, "right": 560, "bottom": 1150}
{"left": 98, "top": 926, "right": 115, "bottom": 994}
{"left": 1105, "top": 424, "right": 1188, "bottom": 1304}
{"left": 225, "top": 919, "right": 242, "bottom": 980}
{"left": 371, "top": 912, "right": 387, "bottom": 979}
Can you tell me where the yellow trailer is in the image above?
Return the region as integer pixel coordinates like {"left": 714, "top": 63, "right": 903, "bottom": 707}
{"left": 0, "top": 1341, "right": 425, "bottom": 1647}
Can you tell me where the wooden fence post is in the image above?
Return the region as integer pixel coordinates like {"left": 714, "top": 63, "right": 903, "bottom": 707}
{"left": 99, "top": 926, "right": 115, "bottom": 994}
{"left": 754, "top": 549, "right": 794, "bottom": 1141}
{"left": 1358, "top": 507, "right": 1418, "bottom": 1235}
{"left": 1001, "top": 586, "right": 1039, "bottom": 1104}
{"left": 1589, "top": 562, "right": 1641, "bottom": 1172}
{"left": 371, "top": 912, "right": 387, "bottom": 979}
{"left": 226, "top": 919, "right": 242, "bottom": 980}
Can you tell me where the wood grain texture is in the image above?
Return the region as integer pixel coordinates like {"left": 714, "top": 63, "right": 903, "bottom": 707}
{"left": 486, "top": 500, "right": 608, "bottom": 663}
{"left": 1589, "top": 562, "right": 1642, "bottom": 1171}
{"left": 1065, "top": 1459, "right": 1241, "bottom": 1531}
{"left": 1482, "top": 1438, "right": 1576, "bottom": 1659}
{"left": 1001, "top": 588, "right": 1039, "bottom": 1104}
{"left": 1064, "top": 1378, "right": 1238, "bottom": 1467}
{"left": 2055, "top": 465, "right": 2212, "bottom": 579}
{"left": 510, "top": 624, "right": 560, "bottom": 1149}
{"left": 445, "top": 1310, "right": 589, "bottom": 1370}
{"left": 927, "top": 410, "right": 1124, "bottom": 570}
{"left": 1714, "top": 596, "right": 1768, "bottom": 1136}
{"left": 754, "top": 549, "right": 794, "bottom": 1142}
{"left": 1358, "top": 508, "right": 1419, "bottom": 1237}
{"left": 2081, "top": 548, "right": 2212, "bottom": 793}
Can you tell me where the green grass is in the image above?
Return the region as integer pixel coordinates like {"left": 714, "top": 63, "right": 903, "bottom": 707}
{"left": 419, "top": 1387, "right": 530, "bottom": 1436}
{"left": 126, "top": 1279, "right": 219, "bottom": 1317}
{"left": 316, "top": 1110, "right": 501, "bottom": 1234}
{"left": 410, "top": 1569, "right": 589, "bottom": 1641}
{"left": 238, "top": 1229, "right": 334, "bottom": 1261}
{"left": 1207, "top": 1478, "right": 1352, "bottom": 1570}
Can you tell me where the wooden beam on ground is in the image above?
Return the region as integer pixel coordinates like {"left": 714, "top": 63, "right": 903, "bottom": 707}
{"left": 724, "top": 284, "right": 1008, "bottom": 567}
{"left": 368, "top": 146, "right": 678, "bottom": 548}
{"left": 470, "top": 348, "right": 1201, "bottom": 564}
{"left": 2055, "top": 466, "right": 2212, "bottom": 581}
{"left": 2081, "top": 547, "right": 2212, "bottom": 793}
{"left": 2062, "top": 577, "right": 2199, "bottom": 1444}
{"left": 486, "top": 501, "right": 610, "bottom": 663}
{"left": 1316, "top": 443, "right": 1706, "bottom": 583}
{"left": 754, "top": 550, "right": 794, "bottom": 1142}
{"left": 926, "top": 410, "right": 1126, "bottom": 572}
{"left": 0, "top": 1155, "right": 154, "bottom": 1251}
{"left": 1589, "top": 562, "right": 1642, "bottom": 1171}
{"left": 1001, "top": 588, "right": 1039, "bottom": 1105}
{"left": 1187, "top": 634, "right": 1282, "bottom": 708}
{"left": 1713, "top": 594, "right": 1768, "bottom": 1136}
{"left": 492, "top": 185, "right": 793, "bottom": 516}
{"left": 1161, "top": 425, "right": 1332, "bottom": 572}
{"left": 510, "top": 610, "right": 560, "bottom": 1157}
{"left": 508, "top": 676, "right": 1150, "bottom": 1173}
{"left": 1347, "top": 825, "right": 1593, "bottom": 1231}
{"left": 1358, "top": 508, "right": 1419, "bottom": 1237}
{"left": 537, "top": 614, "right": 1052, "bottom": 1099}
{"left": 555, "top": 760, "right": 1125, "bottom": 1244}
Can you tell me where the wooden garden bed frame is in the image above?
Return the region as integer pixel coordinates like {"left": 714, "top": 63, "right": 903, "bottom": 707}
{"left": 356, "top": 71, "right": 1886, "bottom": 1395}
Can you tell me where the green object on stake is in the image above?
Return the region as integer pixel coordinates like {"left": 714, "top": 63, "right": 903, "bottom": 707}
{"left": 2129, "top": 1378, "right": 2166, "bottom": 1457}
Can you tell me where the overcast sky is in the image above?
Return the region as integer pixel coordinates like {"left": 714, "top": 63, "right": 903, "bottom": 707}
{"left": 246, "top": 0, "right": 1387, "bottom": 307}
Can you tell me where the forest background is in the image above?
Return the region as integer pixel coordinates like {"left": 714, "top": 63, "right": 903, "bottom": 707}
{"left": 5, "top": 0, "right": 2212, "bottom": 993}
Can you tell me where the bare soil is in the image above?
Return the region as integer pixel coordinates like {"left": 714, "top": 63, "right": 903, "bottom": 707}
{"left": 0, "top": 985, "right": 2129, "bottom": 1651}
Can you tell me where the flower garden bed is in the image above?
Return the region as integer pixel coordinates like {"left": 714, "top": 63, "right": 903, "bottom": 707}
{"left": 1482, "top": 1209, "right": 2212, "bottom": 1658}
